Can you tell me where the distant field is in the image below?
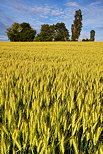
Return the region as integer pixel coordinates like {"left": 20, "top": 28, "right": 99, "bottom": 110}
{"left": 1, "top": 42, "right": 103, "bottom": 154}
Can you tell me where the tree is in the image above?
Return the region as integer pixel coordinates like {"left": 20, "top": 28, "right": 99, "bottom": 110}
{"left": 20, "top": 23, "right": 36, "bottom": 41}
{"left": 6, "top": 23, "right": 22, "bottom": 41}
{"left": 34, "top": 33, "right": 44, "bottom": 41}
{"left": 41, "top": 24, "right": 54, "bottom": 41}
{"left": 34, "top": 23, "right": 70, "bottom": 41}
{"left": 54, "top": 23, "right": 70, "bottom": 41}
{"left": 71, "top": 9, "right": 82, "bottom": 41}
{"left": 6, "top": 22, "right": 36, "bottom": 41}
{"left": 35, "top": 24, "right": 54, "bottom": 41}
{"left": 82, "top": 38, "right": 90, "bottom": 41}
{"left": 90, "top": 30, "right": 95, "bottom": 41}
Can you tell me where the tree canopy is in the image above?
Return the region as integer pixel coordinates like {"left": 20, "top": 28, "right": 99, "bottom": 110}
{"left": 5, "top": 9, "right": 96, "bottom": 42}
{"left": 6, "top": 22, "right": 36, "bottom": 42}
{"left": 35, "top": 24, "right": 54, "bottom": 41}
{"left": 54, "top": 23, "right": 70, "bottom": 41}
{"left": 34, "top": 23, "right": 70, "bottom": 41}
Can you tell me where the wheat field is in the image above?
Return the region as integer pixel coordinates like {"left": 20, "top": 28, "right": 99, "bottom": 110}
{"left": 0, "top": 42, "right": 103, "bottom": 154}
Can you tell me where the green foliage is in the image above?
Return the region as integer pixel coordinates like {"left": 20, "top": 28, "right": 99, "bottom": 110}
{"left": 54, "top": 23, "right": 70, "bottom": 41}
{"left": 35, "top": 24, "right": 54, "bottom": 41}
{"left": 34, "top": 23, "right": 70, "bottom": 41}
{"left": 20, "top": 23, "right": 36, "bottom": 41}
{"left": 71, "top": 9, "right": 82, "bottom": 41}
{"left": 5, "top": 10, "right": 96, "bottom": 42}
{"left": 82, "top": 38, "right": 90, "bottom": 41}
{"left": 34, "top": 33, "right": 44, "bottom": 41}
{"left": 6, "top": 23, "right": 22, "bottom": 41}
{"left": 6, "top": 22, "right": 36, "bottom": 42}
{"left": 90, "top": 30, "right": 95, "bottom": 41}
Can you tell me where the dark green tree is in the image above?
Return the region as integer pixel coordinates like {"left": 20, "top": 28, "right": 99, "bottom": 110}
{"left": 20, "top": 23, "right": 36, "bottom": 41}
{"left": 90, "top": 30, "right": 95, "bottom": 41}
{"left": 6, "top": 22, "right": 36, "bottom": 41}
{"left": 71, "top": 9, "right": 82, "bottom": 41}
{"left": 34, "top": 24, "right": 54, "bottom": 41}
{"left": 82, "top": 38, "right": 90, "bottom": 41}
{"left": 34, "top": 33, "right": 44, "bottom": 41}
{"left": 34, "top": 23, "right": 70, "bottom": 41}
{"left": 54, "top": 23, "right": 70, "bottom": 41}
{"left": 6, "top": 23, "right": 22, "bottom": 41}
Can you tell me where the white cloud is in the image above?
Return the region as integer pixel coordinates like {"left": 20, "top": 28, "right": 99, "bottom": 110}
{"left": 51, "top": 9, "right": 64, "bottom": 16}
{"left": 0, "top": 35, "right": 8, "bottom": 41}
{"left": 31, "top": 6, "right": 51, "bottom": 15}
{"left": 65, "top": 2, "right": 79, "bottom": 7}
{"left": 90, "top": 1, "right": 102, "bottom": 6}
{"left": 12, "top": 3, "right": 65, "bottom": 18}
{"left": 35, "top": 21, "right": 44, "bottom": 25}
{"left": 96, "top": 26, "right": 103, "bottom": 29}
{"left": 10, "top": 2, "right": 51, "bottom": 18}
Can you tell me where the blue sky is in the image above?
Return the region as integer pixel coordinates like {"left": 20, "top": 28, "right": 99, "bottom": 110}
{"left": 0, "top": 0, "right": 103, "bottom": 41}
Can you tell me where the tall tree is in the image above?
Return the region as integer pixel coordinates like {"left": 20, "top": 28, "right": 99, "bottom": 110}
{"left": 71, "top": 9, "right": 82, "bottom": 41}
{"left": 6, "top": 22, "right": 36, "bottom": 41}
{"left": 90, "top": 30, "right": 95, "bottom": 41}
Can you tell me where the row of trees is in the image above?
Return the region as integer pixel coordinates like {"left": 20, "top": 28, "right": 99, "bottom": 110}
{"left": 6, "top": 9, "right": 95, "bottom": 42}
{"left": 82, "top": 30, "right": 95, "bottom": 41}
{"left": 34, "top": 23, "right": 69, "bottom": 41}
